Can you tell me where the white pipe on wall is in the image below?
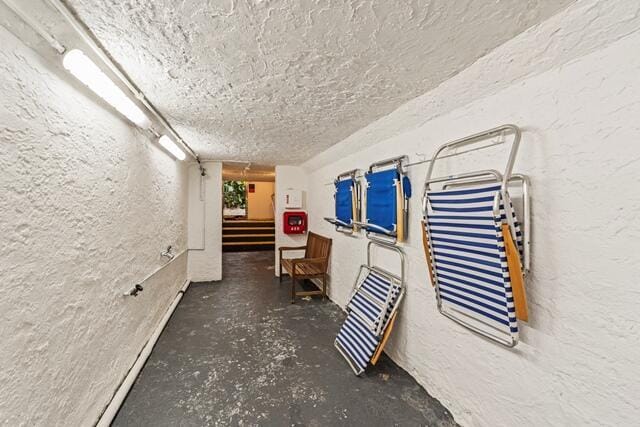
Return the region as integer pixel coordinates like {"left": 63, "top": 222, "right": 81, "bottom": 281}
{"left": 46, "top": 0, "right": 198, "bottom": 160}
{"left": 97, "top": 279, "right": 190, "bottom": 427}
{"left": 0, "top": 0, "right": 66, "bottom": 53}
{"left": 122, "top": 249, "right": 188, "bottom": 295}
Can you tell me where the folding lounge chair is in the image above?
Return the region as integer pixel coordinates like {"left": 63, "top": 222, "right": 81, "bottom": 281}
{"left": 324, "top": 169, "right": 361, "bottom": 234}
{"left": 353, "top": 156, "right": 411, "bottom": 243}
{"left": 421, "top": 125, "right": 530, "bottom": 347}
{"left": 335, "top": 241, "right": 405, "bottom": 375}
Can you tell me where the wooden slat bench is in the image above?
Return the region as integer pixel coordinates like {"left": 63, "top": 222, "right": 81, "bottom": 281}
{"left": 279, "top": 232, "right": 332, "bottom": 303}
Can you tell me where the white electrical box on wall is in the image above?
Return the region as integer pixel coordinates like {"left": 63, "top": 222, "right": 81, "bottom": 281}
{"left": 284, "top": 189, "right": 303, "bottom": 209}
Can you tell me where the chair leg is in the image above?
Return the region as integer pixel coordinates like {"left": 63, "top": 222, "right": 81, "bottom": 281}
{"left": 322, "top": 274, "right": 327, "bottom": 300}
{"left": 279, "top": 258, "right": 283, "bottom": 283}
{"left": 291, "top": 276, "right": 296, "bottom": 304}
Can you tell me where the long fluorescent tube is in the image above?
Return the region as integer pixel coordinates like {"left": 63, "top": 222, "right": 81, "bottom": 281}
{"left": 62, "top": 49, "right": 151, "bottom": 128}
{"left": 158, "top": 135, "right": 186, "bottom": 160}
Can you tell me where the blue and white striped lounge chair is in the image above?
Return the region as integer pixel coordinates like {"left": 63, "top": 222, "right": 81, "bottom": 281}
{"left": 420, "top": 125, "right": 531, "bottom": 347}
{"left": 335, "top": 242, "right": 405, "bottom": 375}
{"left": 423, "top": 182, "right": 524, "bottom": 346}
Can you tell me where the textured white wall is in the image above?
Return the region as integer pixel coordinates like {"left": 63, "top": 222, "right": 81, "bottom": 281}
{"left": 187, "top": 161, "right": 223, "bottom": 282}
{"left": 303, "top": 2, "right": 640, "bottom": 426}
{"left": 274, "top": 166, "right": 308, "bottom": 276}
{"left": 305, "top": 0, "right": 640, "bottom": 171}
{"left": 0, "top": 26, "right": 190, "bottom": 425}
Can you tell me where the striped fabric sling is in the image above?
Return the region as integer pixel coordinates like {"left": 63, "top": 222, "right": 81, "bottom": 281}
{"left": 336, "top": 271, "right": 402, "bottom": 375}
{"left": 424, "top": 183, "right": 527, "bottom": 344}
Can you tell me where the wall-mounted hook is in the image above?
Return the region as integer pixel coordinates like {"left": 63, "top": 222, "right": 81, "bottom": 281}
{"left": 160, "top": 245, "right": 175, "bottom": 260}
{"left": 414, "top": 152, "right": 429, "bottom": 166}
{"left": 124, "top": 284, "right": 144, "bottom": 297}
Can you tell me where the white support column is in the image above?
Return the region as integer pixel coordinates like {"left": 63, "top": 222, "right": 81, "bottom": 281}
{"left": 188, "top": 161, "right": 223, "bottom": 282}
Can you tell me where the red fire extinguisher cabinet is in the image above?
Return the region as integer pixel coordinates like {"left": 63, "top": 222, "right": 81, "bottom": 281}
{"left": 283, "top": 211, "right": 307, "bottom": 234}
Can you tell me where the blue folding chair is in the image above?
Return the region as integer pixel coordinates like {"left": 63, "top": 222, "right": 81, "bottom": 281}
{"left": 324, "top": 169, "right": 361, "bottom": 234}
{"left": 353, "top": 157, "right": 411, "bottom": 243}
{"left": 335, "top": 242, "right": 405, "bottom": 375}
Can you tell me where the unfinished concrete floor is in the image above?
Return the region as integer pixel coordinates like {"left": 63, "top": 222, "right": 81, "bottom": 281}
{"left": 113, "top": 251, "right": 457, "bottom": 426}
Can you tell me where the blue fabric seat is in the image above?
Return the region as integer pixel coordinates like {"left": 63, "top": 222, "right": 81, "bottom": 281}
{"left": 335, "top": 179, "right": 354, "bottom": 227}
{"left": 364, "top": 169, "right": 411, "bottom": 238}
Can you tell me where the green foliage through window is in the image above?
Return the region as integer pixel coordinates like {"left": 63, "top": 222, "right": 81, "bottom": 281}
{"left": 223, "top": 180, "right": 247, "bottom": 209}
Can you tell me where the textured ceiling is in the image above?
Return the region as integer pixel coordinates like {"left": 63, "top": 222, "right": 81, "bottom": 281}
{"left": 66, "top": 0, "right": 571, "bottom": 165}
{"left": 222, "top": 162, "right": 275, "bottom": 182}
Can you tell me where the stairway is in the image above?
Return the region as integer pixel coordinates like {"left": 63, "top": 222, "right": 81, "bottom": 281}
{"left": 222, "top": 219, "right": 275, "bottom": 252}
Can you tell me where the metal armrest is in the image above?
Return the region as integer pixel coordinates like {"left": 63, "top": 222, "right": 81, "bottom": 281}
{"left": 334, "top": 219, "right": 352, "bottom": 227}
{"left": 325, "top": 217, "right": 352, "bottom": 227}
{"left": 352, "top": 221, "right": 394, "bottom": 235}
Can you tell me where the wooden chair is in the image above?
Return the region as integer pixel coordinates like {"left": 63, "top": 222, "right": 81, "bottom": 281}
{"left": 279, "top": 232, "right": 332, "bottom": 303}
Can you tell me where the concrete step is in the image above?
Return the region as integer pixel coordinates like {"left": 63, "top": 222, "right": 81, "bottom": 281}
{"left": 222, "top": 241, "right": 275, "bottom": 252}
{"left": 223, "top": 220, "right": 275, "bottom": 228}
{"left": 223, "top": 234, "right": 275, "bottom": 242}
{"left": 223, "top": 227, "right": 275, "bottom": 235}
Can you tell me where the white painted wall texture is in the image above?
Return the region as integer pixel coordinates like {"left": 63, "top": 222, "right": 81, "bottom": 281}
{"left": 0, "top": 26, "right": 190, "bottom": 425}
{"left": 187, "top": 161, "right": 223, "bottom": 282}
{"left": 302, "top": 2, "right": 640, "bottom": 426}
{"left": 274, "top": 166, "right": 308, "bottom": 276}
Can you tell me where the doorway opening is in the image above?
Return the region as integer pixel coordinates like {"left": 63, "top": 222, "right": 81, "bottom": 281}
{"left": 223, "top": 180, "right": 248, "bottom": 219}
{"left": 222, "top": 163, "right": 276, "bottom": 252}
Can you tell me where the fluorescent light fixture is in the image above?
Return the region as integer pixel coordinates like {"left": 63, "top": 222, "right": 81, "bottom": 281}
{"left": 63, "top": 49, "right": 151, "bottom": 128}
{"left": 158, "top": 135, "right": 186, "bottom": 160}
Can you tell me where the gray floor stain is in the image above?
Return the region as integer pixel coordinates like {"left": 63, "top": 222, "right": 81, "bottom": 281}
{"left": 113, "top": 251, "right": 458, "bottom": 427}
